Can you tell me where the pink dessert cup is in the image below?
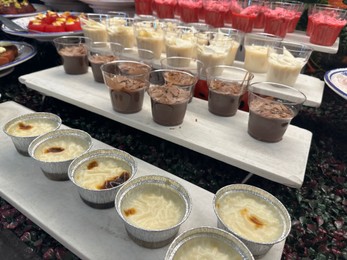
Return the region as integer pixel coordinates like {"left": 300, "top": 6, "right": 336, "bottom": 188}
{"left": 179, "top": 0, "right": 203, "bottom": 23}
{"left": 203, "top": 0, "right": 230, "bottom": 28}
{"left": 154, "top": 0, "right": 177, "bottom": 19}
{"left": 230, "top": 1, "right": 258, "bottom": 33}
{"left": 135, "top": 0, "right": 153, "bottom": 15}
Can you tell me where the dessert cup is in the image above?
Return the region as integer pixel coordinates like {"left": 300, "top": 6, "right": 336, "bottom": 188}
{"left": 263, "top": 2, "right": 296, "bottom": 38}
{"left": 229, "top": 0, "right": 259, "bottom": 33}
{"left": 203, "top": 0, "right": 230, "bottom": 27}
{"left": 147, "top": 69, "right": 195, "bottom": 126}
{"left": 206, "top": 66, "right": 253, "bottom": 117}
{"left": 216, "top": 28, "right": 242, "bottom": 66}
{"left": 286, "top": 0, "right": 304, "bottom": 33}
{"left": 306, "top": 3, "right": 333, "bottom": 36}
{"left": 154, "top": 0, "right": 178, "bottom": 19}
{"left": 252, "top": 0, "right": 270, "bottom": 29}
{"left": 133, "top": 20, "right": 166, "bottom": 59}
{"left": 107, "top": 17, "right": 136, "bottom": 49}
{"left": 247, "top": 82, "right": 306, "bottom": 142}
{"left": 101, "top": 61, "right": 151, "bottom": 114}
{"left": 178, "top": 0, "right": 203, "bottom": 23}
{"left": 135, "top": 0, "right": 153, "bottom": 15}
{"left": 53, "top": 36, "right": 91, "bottom": 75}
{"left": 121, "top": 48, "right": 155, "bottom": 67}
{"left": 266, "top": 42, "right": 312, "bottom": 86}
{"left": 88, "top": 42, "right": 123, "bottom": 83}
{"left": 80, "top": 13, "right": 108, "bottom": 42}
{"left": 164, "top": 26, "right": 196, "bottom": 60}
{"left": 243, "top": 33, "right": 282, "bottom": 73}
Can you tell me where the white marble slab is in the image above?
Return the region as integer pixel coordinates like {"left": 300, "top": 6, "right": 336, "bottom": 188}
{"left": 19, "top": 67, "right": 312, "bottom": 188}
{"left": 0, "top": 101, "right": 284, "bottom": 260}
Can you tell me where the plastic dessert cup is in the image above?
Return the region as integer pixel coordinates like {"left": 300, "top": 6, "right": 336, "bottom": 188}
{"left": 178, "top": 0, "right": 203, "bottom": 23}
{"left": 107, "top": 17, "right": 136, "bottom": 49}
{"left": 309, "top": 7, "right": 347, "bottom": 46}
{"left": 80, "top": 14, "right": 108, "bottom": 42}
{"left": 306, "top": 4, "right": 333, "bottom": 36}
{"left": 203, "top": 0, "right": 230, "bottom": 28}
{"left": 229, "top": 0, "right": 258, "bottom": 33}
{"left": 164, "top": 26, "right": 196, "bottom": 59}
{"left": 135, "top": 0, "right": 153, "bottom": 15}
{"left": 154, "top": 0, "right": 177, "bottom": 19}
{"left": 147, "top": 69, "right": 196, "bottom": 126}
{"left": 286, "top": 0, "right": 304, "bottom": 33}
{"left": 266, "top": 42, "right": 312, "bottom": 87}
{"left": 160, "top": 56, "right": 202, "bottom": 101}
{"left": 206, "top": 66, "right": 253, "bottom": 117}
{"left": 252, "top": 0, "right": 270, "bottom": 29}
{"left": 88, "top": 42, "right": 123, "bottom": 83}
{"left": 243, "top": 33, "right": 282, "bottom": 73}
{"left": 133, "top": 20, "right": 166, "bottom": 59}
{"left": 217, "top": 28, "right": 242, "bottom": 66}
{"left": 247, "top": 82, "right": 306, "bottom": 142}
{"left": 263, "top": 2, "right": 296, "bottom": 38}
{"left": 101, "top": 61, "right": 151, "bottom": 114}
{"left": 121, "top": 48, "right": 155, "bottom": 67}
{"left": 53, "top": 36, "right": 91, "bottom": 75}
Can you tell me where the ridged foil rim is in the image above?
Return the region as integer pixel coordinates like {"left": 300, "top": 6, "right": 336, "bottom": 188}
{"left": 68, "top": 148, "right": 138, "bottom": 192}
{"left": 115, "top": 175, "right": 192, "bottom": 233}
{"left": 165, "top": 226, "right": 254, "bottom": 260}
{"left": 3, "top": 112, "right": 62, "bottom": 138}
{"left": 28, "top": 129, "right": 93, "bottom": 163}
{"left": 213, "top": 184, "right": 291, "bottom": 245}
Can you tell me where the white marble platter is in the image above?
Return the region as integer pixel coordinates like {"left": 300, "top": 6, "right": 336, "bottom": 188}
{"left": 0, "top": 101, "right": 284, "bottom": 260}
{"left": 19, "top": 67, "right": 313, "bottom": 188}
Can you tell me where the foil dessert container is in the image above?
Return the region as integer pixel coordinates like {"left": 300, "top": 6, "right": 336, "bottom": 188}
{"left": 3, "top": 112, "right": 62, "bottom": 156}
{"left": 68, "top": 148, "right": 138, "bottom": 209}
{"left": 115, "top": 175, "right": 192, "bottom": 248}
{"left": 165, "top": 226, "right": 254, "bottom": 260}
{"left": 28, "top": 129, "right": 93, "bottom": 181}
{"left": 213, "top": 184, "right": 291, "bottom": 256}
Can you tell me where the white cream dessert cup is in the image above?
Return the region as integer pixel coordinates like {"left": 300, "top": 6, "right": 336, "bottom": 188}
{"left": 80, "top": 13, "right": 109, "bottom": 42}
{"left": 107, "top": 17, "right": 136, "bottom": 48}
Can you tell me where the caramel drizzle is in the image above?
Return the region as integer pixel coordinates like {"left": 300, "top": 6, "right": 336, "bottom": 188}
{"left": 240, "top": 208, "right": 265, "bottom": 229}
{"left": 18, "top": 122, "right": 33, "bottom": 130}
{"left": 44, "top": 147, "right": 64, "bottom": 153}
{"left": 87, "top": 160, "right": 98, "bottom": 170}
{"left": 124, "top": 208, "right": 136, "bottom": 217}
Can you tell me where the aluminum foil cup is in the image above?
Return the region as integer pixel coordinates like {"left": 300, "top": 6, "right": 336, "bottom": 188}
{"left": 213, "top": 184, "right": 291, "bottom": 256}
{"left": 115, "top": 175, "right": 192, "bottom": 248}
{"left": 68, "top": 149, "right": 138, "bottom": 209}
{"left": 3, "top": 112, "right": 62, "bottom": 156}
{"left": 165, "top": 226, "right": 254, "bottom": 260}
{"left": 28, "top": 129, "right": 93, "bottom": 181}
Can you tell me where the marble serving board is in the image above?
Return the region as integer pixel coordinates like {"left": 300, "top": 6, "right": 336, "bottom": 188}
{"left": 0, "top": 101, "right": 284, "bottom": 260}
{"left": 19, "top": 67, "right": 312, "bottom": 188}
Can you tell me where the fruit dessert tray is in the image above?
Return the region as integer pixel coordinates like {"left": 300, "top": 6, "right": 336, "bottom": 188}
{"left": 0, "top": 101, "right": 284, "bottom": 260}
{"left": 19, "top": 66, "right": 313, "bottom": 188}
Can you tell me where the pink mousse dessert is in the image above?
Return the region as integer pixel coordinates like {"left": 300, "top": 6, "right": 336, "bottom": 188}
{"left": 178, "top": 0, "right": 203, "bottom": 23}
{"left": 229, "top": 1, "right": 258, "bottom": 33}
{"left": 203, "top": 0, "right": 230, "bottom": 28}
{"left": 154, "top": 0, "right": 177, "bottom": 18}
{"left": 309, "top": 9, "right": 347, "bottom": 46}
{"left": 264, "top": 4, "right": 296, "bottom": 38}
{"left": 287, "top": 2, "right": 304, "bottom": 33}
{"left": 135, "top": 0, "right": 153, "bottom": 15}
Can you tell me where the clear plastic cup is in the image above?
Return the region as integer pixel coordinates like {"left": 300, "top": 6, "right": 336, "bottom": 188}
{"left": 178, "top": 0, "right": 203, "bottom": 23}
{"left": 121, "top": 48, "right": 155, "bottom": 67}
{"left": 88, "top": 42, "right": 124, "bottom": 83}
{"left": 266, "top": 42, "right": 312, "bottom": 86}
{"left": 248, "top": 82, "right": 306, "bottom": 142}
{"left": 133, "top": 20, "right": 166, "bottom": 59}
{"left": 306, "top": 3, "right": 334, "bottom": 36}
{"left": 101, "top": 61, "right": 151, "bottom": 114}
{"left": 206, "top": 65, "right": 253, "bottom": 116}
{"left": 147, "top": 69, "right": 196, "bottom": 126}
{"left": 165, "top": 26, "right": 197, "bottom": 59}
{"left": 203, "top": 0, "right": 230, "bottom": 28}
{"left": 217, "top": 28, "right": 242, "bottom": 66}
{"left": 154, "top": 0, "right": 178, "bottom": 19}
{"left": 135, "top": 0, "right": 154, "bottom": 15}
{"left": 107, "top": 17, "right": 136, "bottom": 48}
{"left": 229, "top": 0, "right": 259, "bottom": 33}
{"left": 53, "top": 36, "right": 91, "bottom": 75}
{"left": 243, "top": 32, "right": 282, "bottom": 73}
{"left": 285, "top": 0, "right": 305, "bottom": 33}
{"left": 80, "top": 14, "right": 109, "bottom": 42}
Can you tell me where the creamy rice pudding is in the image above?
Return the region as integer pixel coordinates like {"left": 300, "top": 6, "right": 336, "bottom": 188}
{"left": 6, "top": 118, "right": 58, "bottom": 137}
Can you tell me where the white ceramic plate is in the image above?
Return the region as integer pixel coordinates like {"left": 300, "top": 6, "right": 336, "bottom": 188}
{"left": 324, "top": 68, "right": 347, "bottom": 100}
{"left": 0, "top": 41, "right": 37, "bottom": 72}
{"left": 2, "top": 4, "right": 47, "bottom": 19}
{"left": 1, "top": 15, "right": 84, "bottom": 41}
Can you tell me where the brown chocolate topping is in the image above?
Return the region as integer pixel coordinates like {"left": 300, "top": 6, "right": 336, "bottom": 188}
{"left": 163, "top": 71, "right": 195, "bottom": 86}
{"left": 107, "top": 75, "right": 147, "bottom": 91}
{"left": 44, "top": 147, "right": 65, "bottom": 153}
{"left": 59, "top": 45, "right": 88, "bottom": 57}
{"left": 87, "top": 160, "right": 98, "bottom": 170}
{"left": 250, "top": 99, "right": 294, "bottom": 119}
{"left": 97, "top": 171, "right": 130, "bottom": 190}
{"left": 89, "top": 54, "right": 117, "bottom": 64}
{"left": 119, "top": 63, "right": 150, "bottom": 75}
{"left": 210, "top": 79, "right": 242, "bottom": 95}
{"left": 149, "top": 84, "right": 191, "bottom": 105}
{"left": 18, "top": 122, "right": 33, "bottom": 130}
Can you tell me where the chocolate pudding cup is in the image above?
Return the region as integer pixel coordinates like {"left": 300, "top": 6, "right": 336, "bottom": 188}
{"left": 53, "top": 36, "right": 91, "bottom": 75}
{"left": 88, "top": 42, "right": 123, "bottom": 83}
{"left": 207, "top": 66, "right": 253, "bottom": 117}
{"left": 101, "top": 61, "right": 151, "bottom": 114}
{"left": 248, "top": 82, "right": 306, "bottom": 142}
{"left": 147, "top": 69, "right": 194, "bottom": 126}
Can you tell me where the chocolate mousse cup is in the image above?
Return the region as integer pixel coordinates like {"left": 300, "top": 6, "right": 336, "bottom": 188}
{"left": 101, "top": 61, "right": 152, "bottom": 114}
{"left": 207, "top": 66, "right": 253, "bottom": 117}
{"left": 147, "top": 69, "right": 195, "bottom": 126}
{"left": 53, "top": 36, "right": 91, "bottom": 75}
{"left": 88, "top": 42, "right": 124, "bottom": 83}
{"left": 247, "top": 82, "right": 306, "bottom": 142}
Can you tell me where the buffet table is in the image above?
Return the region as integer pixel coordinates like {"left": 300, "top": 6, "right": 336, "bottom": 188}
{"left": 19, "top": 66, "right": 313, "bottom": 188}
{"left": 0, "top": 101, "right": 284, "bottom": 259}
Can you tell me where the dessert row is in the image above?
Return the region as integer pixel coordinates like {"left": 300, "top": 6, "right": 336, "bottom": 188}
{"left": 3, "top": 111, "right": 291, "bottom": 258}
{"left": 133, "top": 0, "right": 346, "bottom": 46}
{"left": 53, "top": 34, "right": 307, "bottom": 143}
